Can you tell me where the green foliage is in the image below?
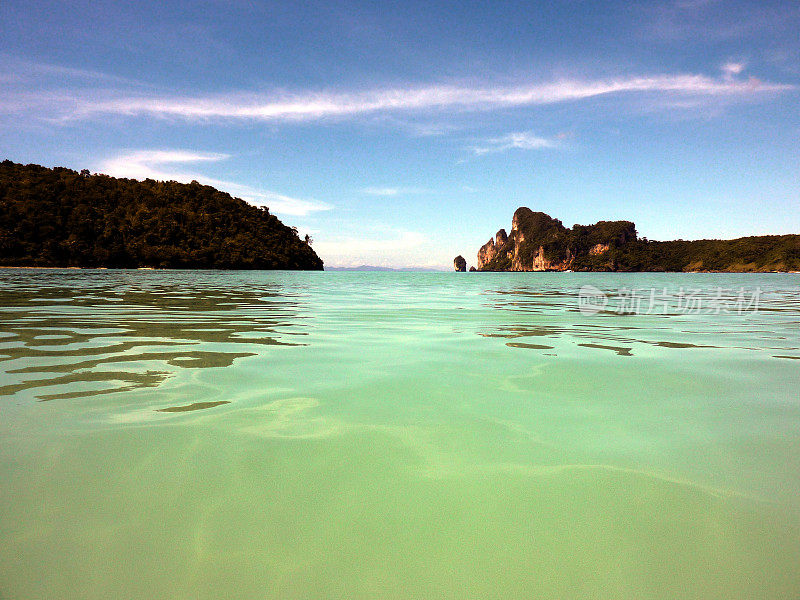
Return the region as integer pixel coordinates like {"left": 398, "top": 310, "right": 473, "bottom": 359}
{"left": 487, "top": 253, "right": 512, "bottom": 271}
{"left": 0, "top": 160, "right": 323, "bottom": 270}
{"left": 509, "top": 209, "right": 569, "bottom": 267}
{"left": 603, "top": 237, "right": 800, "bottom": 272}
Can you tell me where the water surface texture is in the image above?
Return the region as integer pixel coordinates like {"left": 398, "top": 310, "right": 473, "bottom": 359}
{"left": 1, "top": 270, "right": 799, "bottom": 599}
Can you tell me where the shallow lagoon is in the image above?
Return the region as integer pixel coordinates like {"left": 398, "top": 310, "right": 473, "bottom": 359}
{"left": 1, "top": 269, "right": 799, "bottom": 599}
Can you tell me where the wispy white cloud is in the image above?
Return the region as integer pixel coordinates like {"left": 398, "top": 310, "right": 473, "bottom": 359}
{"left": 362, "top": 187, "right": 402, "bottom": 197}
{"left": 0, "top": 55, "right": 149, "bottom": 88}
{"left": 721, "top": 61, "right": 747, "bottom": 82}
{"left": 361, "top": 186, "right": 426, "bottom": 196}
{"left": 721, "top": 61, "right": 746, "bottom": 76}
{"left": 472, "top": 131, "right": 560, "bottom": 156}
{"left": 97, "top": 150, "right": 332, "bottom": 217}
{"left": 4, "top": 72, "right": 792, "bottom": 124}
{"left": 99, "top": 150, "right": 228, "bottom": 179}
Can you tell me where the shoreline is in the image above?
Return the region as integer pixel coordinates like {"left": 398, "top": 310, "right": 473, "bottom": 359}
{"left": 1, "top": 265, "right": 798, "bottom": 274}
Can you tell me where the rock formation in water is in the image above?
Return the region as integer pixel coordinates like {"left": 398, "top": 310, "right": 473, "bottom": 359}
{"left": 0, "top": 160, "right": 324, "bottom": 269}
{"left": 473, "top": 206, "right": 800, "bottom": 272}
{"left": 477, "top": 229, "right": 508, "bottom": 268}
{"left": 453, "top": 255, "right": 467, "bottom": 271}
{"left": 477, "top": 208, "right": 635, "bottom": 271}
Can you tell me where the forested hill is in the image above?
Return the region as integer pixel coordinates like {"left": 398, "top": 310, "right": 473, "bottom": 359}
{"left": 0, "top": 160, "right": 323, "bottom": 270}
{"left": 473, "top": 207, "right": 800, "bottom": 272}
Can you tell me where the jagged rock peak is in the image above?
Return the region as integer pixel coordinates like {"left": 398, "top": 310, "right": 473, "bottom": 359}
{"left": 477, "top": 207, "right": 637, "bottom": 272}
{"left": 477, "top": 228, "right": 513, "bottom": 270}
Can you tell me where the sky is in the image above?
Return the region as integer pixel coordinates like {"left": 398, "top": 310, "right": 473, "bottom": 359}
{"left": 1, "top": 0, "right": 799, "bottom": 269}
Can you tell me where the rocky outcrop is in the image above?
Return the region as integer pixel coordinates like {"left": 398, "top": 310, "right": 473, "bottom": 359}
{"left": 464, "top": 205, "right": 800, "bottom": 272}
{"left": 475, "top": 207, "right": 637, "bottom": 272}
{"left": 477, "top": 229, "right": 508, "bottom": 269}
{"left": 520, "top": 245, "right": 574, "bottom": 272}
{"left": 453, "top": 255, "right": 467, "bottom": 271}
{"left": 477, "top": 241, "right": 493, "bottom": 268}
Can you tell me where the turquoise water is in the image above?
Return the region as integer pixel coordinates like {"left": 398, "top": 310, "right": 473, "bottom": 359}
{"left": 1, "top": 269, "right": 799, "bottom": 599}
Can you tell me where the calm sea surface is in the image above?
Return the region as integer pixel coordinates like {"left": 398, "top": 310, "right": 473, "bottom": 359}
{"left": 1, "top": 269, "right": 799, "bottom": 599}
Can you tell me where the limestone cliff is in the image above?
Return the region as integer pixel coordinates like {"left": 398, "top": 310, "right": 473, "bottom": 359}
{"left": 471, "top": 206, "right": 800, "bottom": 272}
{"left": 476, "top": 207, "right": 636, "bottom": 271}
{"left": 478, "top": 229, "right": 507, "bottom": 267}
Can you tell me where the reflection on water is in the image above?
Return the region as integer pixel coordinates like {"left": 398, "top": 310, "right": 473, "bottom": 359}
{"left": 577, "top": 342, "right": 633, "bottom": 356}
{"left": 1, "top": 270, "right": 798, "bottom": 404}
{"left": 481, "top": 280, "right": 800, "bottom": 359}
{"left": 0, "top": 269, "right": 305, "bottom": 402}
{"left": 1, "top": 270, "right": 800, "bottom": 599}
{"left": 157, "top": 400, "right": 231, "bottom": 412}
{"left": 505, "top": 342, "right": 554, "bottom": 350}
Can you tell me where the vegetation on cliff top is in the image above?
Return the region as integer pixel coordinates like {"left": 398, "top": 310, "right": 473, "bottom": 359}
{"left": 510, "top": 209, "right": 636, "bottom": 269}
{"left": 0, "top": 160, "right": 323, "bottom": 269}
{"left": 587, "top": 236, "right": 800, "bottom": 272}
{"left": 479, "top": 207, "right": 800, "bottom": 272}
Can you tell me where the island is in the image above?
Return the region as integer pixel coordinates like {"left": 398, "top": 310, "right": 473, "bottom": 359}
{"left": 0, "top": 160, "right": 323, "bottom": 269}
{"left": 460, "top": 207, "right": 800, "bottom": 272}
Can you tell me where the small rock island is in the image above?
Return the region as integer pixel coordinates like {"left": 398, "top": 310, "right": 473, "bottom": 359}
{"left": 453, "top": 255, "right": 467, "bottom": 271}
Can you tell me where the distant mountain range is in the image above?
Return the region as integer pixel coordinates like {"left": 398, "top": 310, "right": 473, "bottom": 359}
{"left": 326, "top": 265, "right": 443, "bottom": 272}
{"left": 462, "top": 207, "right": 800, "bottom": 273}
{"left": 0, "top": 160, "right": 323, "bottom": 270}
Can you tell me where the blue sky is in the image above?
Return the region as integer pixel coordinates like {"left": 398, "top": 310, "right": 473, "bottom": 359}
{"left": 1, "top": 0, "right": 798, "bottom": 268}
